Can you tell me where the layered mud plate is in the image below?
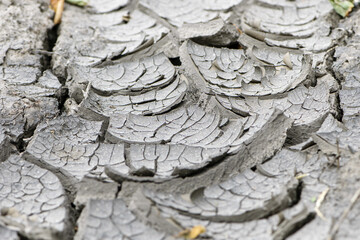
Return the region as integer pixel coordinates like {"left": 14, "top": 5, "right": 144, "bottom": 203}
{"left": 1, "top": 0, "right": 360, "bottom": 239}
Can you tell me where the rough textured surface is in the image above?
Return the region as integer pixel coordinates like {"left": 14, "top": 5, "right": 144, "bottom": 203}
{"left": 240, "top": 0, "right": 336, "bottom": 52}
{"left": 75, "top": 199, "right": 171, "bottom": 240}
{"left": 52, "top": 6, "right": 169, "bottom": 78}
{"left": 186, "top": 41, "right": 311, "bottom": 97}
{"left": 79, "top": 54, "right": 188, "bottom": 116}
{"left": 217, "top": 82, "right": 335, "bottom": 143}
{"left": 140, "top": 0, "right": 243, "bottom": 27}
{"left": 22, "top": 116, "right": 110, "bottom": 184}
{"left": 0, "top": 1, "right": 60, "bottom": 142}
{"left": 2, "top": 0, "right": 360, "bottom": 239}
{"left": 0, "top": 155, "right": 70, "bottom": 240}
{"left": 107, "top": 144, "right": 228, "bottom": 181}
{"left": 106, "top": 105, "right": 243, "bottom": 148}
{"left": 145, "top": 168, "right": 299, "bottom": 222}
{"left": 179, "top": 18, "right": 240, "bottom": 47}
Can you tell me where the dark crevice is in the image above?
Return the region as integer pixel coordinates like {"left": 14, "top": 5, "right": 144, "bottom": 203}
{"left": 174, "top": 153, "right": 227, "bottom": 178}
{"left": 44, "top": 22, "right": 71, "bottom": 117}
{"left": 68, "top": 202, "right": 82, "bottom": 239}
{"left": 7, "top": 21, "right": 62, "bottom": 154}
{"left": 326, "top": 50, "right": 345, "bottom": 122}
{"left": 271, "top": 181, "right": 311, "bottom": 240}
{"left": 275, "top": 212, "right": 316, "bottom": 240}
{"left": 11, "top": 137, "right": 25, "bottom": 153}
{"left": 260, "top": 181, "right": 302, "bottom": 220}
{"left": 18, "top": 233, "right": 30, "bottom": 240}
{"left": 132, "top": 168, "right": 156, "bottom": 177}
{"left": 43, "top": 24, "right": 59, "bottom": 71}
{"left": 191, "top": 38, "right": 242, "bottom": 49}
{"left": 292, "top": 181, "right": 303, "bottom": 207}
{"left": 324, "top": 12, "right": 352, "bottom": 122}
{"left": 115, "top": 185, "right": 122, "bottom": 199}
{"left": 13, "top": 128, "right": 35, "bottom": 153}
{"left": 169, "top": 57, "right": 182, "bottom": 66}
{"left": 227, "top": 41, "right": 242, "bottom": 50}
{"left": 57, "top": 87, "right": 70, "bottom": 115}
{"left": 334, "top": 92, "right": 344, "bottom": 122}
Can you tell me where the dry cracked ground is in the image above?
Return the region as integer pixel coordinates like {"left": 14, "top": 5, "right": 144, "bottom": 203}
{"left": 1, "top": 0, "right": 360, "bottom": 239}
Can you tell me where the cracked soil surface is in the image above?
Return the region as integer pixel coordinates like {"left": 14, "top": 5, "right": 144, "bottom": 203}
{"left": 1, "top": 0, "right": 360, "bottom": 239}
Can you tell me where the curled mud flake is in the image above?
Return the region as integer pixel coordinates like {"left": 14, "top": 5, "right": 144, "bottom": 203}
{"left": 0, "top": 155, "right": 70, "bottom": 239}
{"left": 187, "top": 41, "right": 311, "bottom": 97}
{"left": 140, "top": 0, "right": 243, "bottom": 27}
{"left": 144, "top": 168, "right": 299, "bottom": 222}
{"left": 52, "top": 8, "right": 169, "bottom": 77}
{"left": 106, "top": 105, "right": 243, "bottom": 149}
{"left": 74, "top": 199, "right": 169, "bottom": 240}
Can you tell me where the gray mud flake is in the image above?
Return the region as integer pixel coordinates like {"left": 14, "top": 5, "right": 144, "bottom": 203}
{"left": 28, "top": 115, "right": 104, "bottom": 145}
{"left": 187, "top": 41, "right": 311, "bottom": 97}
{"left": 23, "top": 116, "right": 124, "bottom": 182}
{"left": 81, "top": 74, "right": 187, "bottom": 117}
{"left": 0, "top": 155, "right": 69, "bottom": 239}
{"left": 74, "top": 177, "right": 119, "bottom": 209}
{"left": 75, "top": 199, "right": 170, "bottom": 240}
{"left": 313, "top": 115, "right": 360, "bottom": 155}
{"left": 0, "top": 96, "right": 59, "bottom": 142}
{"left": 241, "top": 0, "right": 336, "bottom": 52}
{"left": 52, "top": 8, "right": 168, "bottom": 77}
{"left": 144, "top": 168, "right": 298, "bottom": 222}
{"left": 140, "top": 0, "right": 242, "bottom": 27}
{"left": 339, "top": 88, "right": 360, "bottom": 121}
{"left": 0, "top": 2, "right": 53, "bottom": 59}
{"left": 333, "top": 37, "right": 360, "bottom": 89}
{"left": 153, "top": 206, "right": 275, "bottom": 240}
{"left": 25, "top": 142, "right": 128, "bottom": 181}
{"left": 3, "top": 66, "right": 41, "bottom": 85}
{"left": 73, "top": 54, "right": 186, "bottom": 116}
{"left": 89, "top": 54, "right": 175, "bottom": 95}
{"left": 217, "top": 83, "right": 332, "bottom": 143}
{"left": 141, "top": 149, "right": 334, "bottom": 240}
{"left": 178, "top": 18, "right": 240, "bottom": 47}
{"left": 87, "top": 0, "right": 129, "bottom": 14}
{"left": 106, "top": 105, "right": 243, "bottom": 148}
{"left": 108, "top": 144, "right": 228, "bottom": 181}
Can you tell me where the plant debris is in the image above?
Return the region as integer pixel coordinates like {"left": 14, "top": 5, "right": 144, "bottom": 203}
{"left": 175, "top": 225, "right": 206, "bottom": 239}
{"left": 315, "top": 187, "right": 330, "bottom": 221}
{"left": 329, "top": 0, "right": 354, "bottom": 17}
{"left": 50, "top": 0, "right": 64, "bottom": 24}
{"left": 50, "top": 0, "right": 88, "bottom": 24}
{"left": 327, "top": 188, "right": 360, "bottom": 240}
{"left": 66, "top": 0, "right": 88, "bottom": 6}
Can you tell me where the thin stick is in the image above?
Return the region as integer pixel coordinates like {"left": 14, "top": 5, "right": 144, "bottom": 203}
{"left": 54, "top": 0, "right": 64, "bottom": 24}
{"left": 315, "top": 187, "right": 330, "bottom": 221}
{"left": 327, "top": 188, "right": 360, "bottom": 240}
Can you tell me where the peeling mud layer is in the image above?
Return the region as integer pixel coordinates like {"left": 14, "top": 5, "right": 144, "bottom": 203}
{"left": 1, "top": 0, "right": 360, "bottom": 239}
